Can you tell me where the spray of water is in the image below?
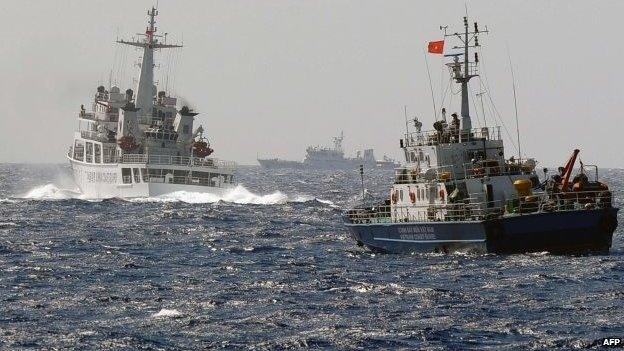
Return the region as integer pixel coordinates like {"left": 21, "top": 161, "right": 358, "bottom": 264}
{"left": 19, "top": 183, "right": 335, "bottom": 206}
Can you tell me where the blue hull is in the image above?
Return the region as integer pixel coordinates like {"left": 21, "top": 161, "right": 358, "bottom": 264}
{"left": 345, "top": 208, "right": 618, "bottom": 254}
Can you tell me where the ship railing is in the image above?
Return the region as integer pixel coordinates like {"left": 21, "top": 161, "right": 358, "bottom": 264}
{"left": 463, "top": 160, "right": 536, "bottom": 179}
{"left": 78, "top": 112, "right": 96, "bottom": 120}
{"left": 79, "top": 112, "right": 118, "bottom": 122}
{"left": 345, "top": 190, "right": 613, "bottom": 224}
{"left": 121, "top": 154, "right": 148, "bottom": 163}
{"left": 120, "top": 154, "right": 236, "bottom": 171}
{"left": 394, "top": 164, "right": 458, "bottom": 184}
{"left": 80, "top": 130, "right": 106, "bottom": 142}
{"left": 403, "top": 126, "right": 502, "bottom": 147}
{"left": 145, "top": 175, "right": 232, "bottom": 188}
{"left": 510, "top": 190, "right": 613, "bottom": 215}
{"left": 345, "top": 200, "right": 506, "bottom": 224}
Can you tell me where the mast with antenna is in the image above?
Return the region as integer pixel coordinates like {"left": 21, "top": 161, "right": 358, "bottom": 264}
{"left": 508, "top": 52, "right": 522, "bottom": 162}
{"left": 475, "top": 91, "right": 487, "bottom": 128}
{"left": 404, "top": 105, "right": 409, "bottom": 137}
{"left": 441, "top": 16, "right": 488, "bottom": 141}
{"left": 117, "top": 7, "right": 182, "bottom": 122}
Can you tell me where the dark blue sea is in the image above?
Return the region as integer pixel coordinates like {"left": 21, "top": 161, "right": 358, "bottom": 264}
{"left": 0, "top": 164, "right": 622, "bottom": 350}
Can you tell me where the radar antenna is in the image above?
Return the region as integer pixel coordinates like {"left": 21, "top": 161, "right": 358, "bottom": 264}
{"left": 116, "top": 7, "right": 182, "bottom": 122}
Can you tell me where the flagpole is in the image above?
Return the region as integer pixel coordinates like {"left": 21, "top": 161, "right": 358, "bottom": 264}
{"left": 423, "top": 48, "right": 438, "bottom": 121}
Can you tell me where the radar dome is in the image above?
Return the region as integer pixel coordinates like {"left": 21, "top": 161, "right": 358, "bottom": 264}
{"left": 110, "top": 86, "right": 120, "bottom": 94}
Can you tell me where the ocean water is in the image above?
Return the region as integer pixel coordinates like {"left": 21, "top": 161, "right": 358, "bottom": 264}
{"left": 0, "top": 164, "right": 622, "bottom": 350}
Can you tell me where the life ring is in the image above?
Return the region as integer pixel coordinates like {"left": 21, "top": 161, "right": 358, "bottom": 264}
{"left": 409, "top": 190, "right": 416, "bottom": 203}
{"left": 391, "top": 190, "right": 398, "bottom": 204}
{"left": 118, "top": 136, "right": 139, "bottom": 151}
{"left": 439, "top": 189, "right": 445, "bottom": 201}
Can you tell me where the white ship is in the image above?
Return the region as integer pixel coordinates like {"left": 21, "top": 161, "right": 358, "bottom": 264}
{"left": 258, "top": 132, "right": 400, "bottom": 170}
{"left": 67, "top": 8, "right": 236, "bottom": 198}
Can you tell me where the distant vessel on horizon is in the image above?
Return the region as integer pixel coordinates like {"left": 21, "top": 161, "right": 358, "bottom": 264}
{"left": 67, "top": 8, "right": 236, "bottom": 198}
{"left": 257, "top": 132, "right": 400, "bottom": 170}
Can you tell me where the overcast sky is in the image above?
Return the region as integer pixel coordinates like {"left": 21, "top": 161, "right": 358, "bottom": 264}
{"left": 1, "top": 0, "right": 622, "bottom": 167}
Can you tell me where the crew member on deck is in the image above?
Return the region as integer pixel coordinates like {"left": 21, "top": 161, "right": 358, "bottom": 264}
{"left": 451, "top": 113, "right": 460, "bottom": 142}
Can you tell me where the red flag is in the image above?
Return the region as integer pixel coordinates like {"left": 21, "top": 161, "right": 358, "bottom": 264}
{"left": 428, "top": 40, "right": 444, "bottom": 54}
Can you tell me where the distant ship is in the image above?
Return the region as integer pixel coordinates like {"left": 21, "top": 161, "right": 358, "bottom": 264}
{"left": 258, "top": 132, "right": 400, "bottom": 170}
{"left": 344, "top": 16, "right": 618, "bottom": 254}
{"left": 67, "top": 8, "right": 236, "bottom": 198}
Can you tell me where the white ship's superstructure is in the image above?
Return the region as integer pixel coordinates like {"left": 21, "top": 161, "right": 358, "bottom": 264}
{"left": 68, "top": 8, "right": 236, "bottom": 198}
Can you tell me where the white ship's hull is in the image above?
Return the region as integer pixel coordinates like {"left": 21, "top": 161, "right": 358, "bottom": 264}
{"left": 69, "top": 157, "right": 233, "bottom": 199}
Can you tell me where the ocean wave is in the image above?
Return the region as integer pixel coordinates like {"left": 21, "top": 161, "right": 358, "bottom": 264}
{"left": 20, "top": 184, "right": 87, "bottom": 201}
{"left": 16, "top": 184, "right": 335, "bottom": 207}
{"left": 290, "top": 195, "right": 337, "bottom": 207}
{"left": 130, "top": 185, "right": 335, "bottom": 206}
{"left": 151, "top": 309, "right": 182, "bottom": 318}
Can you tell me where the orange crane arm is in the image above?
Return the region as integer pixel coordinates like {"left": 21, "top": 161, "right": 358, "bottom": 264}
{"left": 560, "top": 149, "right": 580, "bottom": 192}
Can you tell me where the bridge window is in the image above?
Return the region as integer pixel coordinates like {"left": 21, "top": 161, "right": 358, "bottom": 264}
{"left": 140, "top": 168, "right": 148, "bottom": 182}
{"left": 121, "top": 168, "right": 132, "bottom": 184}
{"left": 73, "top": 141, "right": 84, "bottom": 161}
{"left": 94, "top": 144, "right": 101, "bottom": 164}
{"left": 85, "top": 142, "right": 93, "bottom": 163}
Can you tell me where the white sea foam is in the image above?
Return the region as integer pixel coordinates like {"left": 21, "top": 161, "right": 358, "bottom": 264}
{"left": 132, "top": 185, "right": 335, "bottom": 206}
{"left": 151, "top": 308, "right": 182, "bottom": 318}
{"left": 290, "top": 194, "right": 337, "bottom": 207}
{"left": 18, "top": 183, "right": 335, "bottom": 207}
{"left": 21, "top": 184, "right": 87, "bottom": 200}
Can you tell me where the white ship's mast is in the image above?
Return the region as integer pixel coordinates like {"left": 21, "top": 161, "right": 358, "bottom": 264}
{"left": 333, "top": 131, "right": 344, "bottom": 152}
{"left": 117, "top": 7, "right": 181, "bottom": 120}
{"left": 443, "top": 16, "right": 488, "bottom": 140}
